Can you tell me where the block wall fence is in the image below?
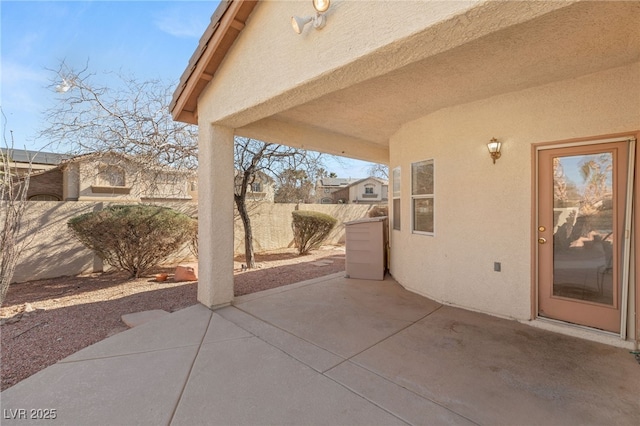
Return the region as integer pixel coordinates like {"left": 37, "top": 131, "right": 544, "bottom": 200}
{"left": 4, "top": 201, "right": 378, "bottom": 283}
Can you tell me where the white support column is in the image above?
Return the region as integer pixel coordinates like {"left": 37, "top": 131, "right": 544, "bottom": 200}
{"left": 197, "top": 124, "right": 235, "bottom": 309}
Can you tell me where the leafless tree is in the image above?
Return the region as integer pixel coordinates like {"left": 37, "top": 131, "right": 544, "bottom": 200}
{"left": 1, "top": 113, "right": 31, "bottom": 305}
{"left": 234, "top": 137, "right": 323, "bottom": 268}
{"left": 43, "top": 62, "right": 198, "bottom": 169}
{"left": 367, "top": 163, "right": 389, "bottom": 180}
{"left": 42, "top": 62, "right": 325, "bottom": 269}
{"left": 274, "top": 168, "right": 314, "bottom": 204}
{"left": 39, "top": 62, "right": 198, "bottom": 201}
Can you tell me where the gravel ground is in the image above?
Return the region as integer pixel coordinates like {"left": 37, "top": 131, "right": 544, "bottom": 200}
{"left": 1, "top": 246, "right": 345, "bottom": 391}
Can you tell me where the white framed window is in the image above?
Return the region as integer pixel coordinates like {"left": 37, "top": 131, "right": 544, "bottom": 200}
{"left": 392, "top": 167, "right": 401, "bottom": 231}
{"left": 411, "top": 159, "right": 434, "bottom": 235}
{"left": 364, "top": 184, "right": 374, "bottom": 194}
{"left": 251, "top": 182, "right": 262, "bottom": 192}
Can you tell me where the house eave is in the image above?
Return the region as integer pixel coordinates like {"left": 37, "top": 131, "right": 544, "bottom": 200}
{"left": 170, "top": 0, "right": 258, "bottom": 124}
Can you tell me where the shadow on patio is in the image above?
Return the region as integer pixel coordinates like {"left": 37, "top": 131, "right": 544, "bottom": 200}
{"left": 2, "top": 272, "right": 639, "bottom": 425}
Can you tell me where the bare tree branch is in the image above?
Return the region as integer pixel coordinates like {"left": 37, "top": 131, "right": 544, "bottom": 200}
{"left": 41, "top": 61, "right": 198, "bottom": 171}
{"left": 1, "top": 109, "right": 32, "bottom": 305}
{"left": 233, "top": 137, "right": 324, "bottom": 268}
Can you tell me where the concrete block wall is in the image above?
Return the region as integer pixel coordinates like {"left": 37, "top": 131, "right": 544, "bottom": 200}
{"left": 6, "top": 201, "right": 379, "bottom": 283}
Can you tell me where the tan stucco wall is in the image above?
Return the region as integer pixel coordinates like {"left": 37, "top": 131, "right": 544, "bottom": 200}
{"left": 233, "top": 203, "right": 373, "bottom": 253}
{"left": 197, "top": 0, "right": 574, "bottom": 162}
{"left": 202, "top": 0, "right": 575, "bottom": 127}
{"left": 7, "top": 201, "right": 372, "bottom": 284}
{"left": 202, "top": 0, "right": 473, "bottom": 124}
{"left": 389, "top": 62, "right": 640, "bottom": 321}
{"left": 8, "top": 202, "right": 198, "bottom": 284}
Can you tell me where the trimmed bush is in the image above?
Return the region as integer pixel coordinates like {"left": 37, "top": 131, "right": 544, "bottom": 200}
{"left": 291, "top": 210, "right": 337, "bottom": 255}
{"left": 68, "top": 204, "right": 197, "bottom": 278}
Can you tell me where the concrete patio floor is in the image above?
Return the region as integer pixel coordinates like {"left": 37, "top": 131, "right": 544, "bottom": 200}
{"left": 2, "top": 272, "right": 639, "bottom": 425}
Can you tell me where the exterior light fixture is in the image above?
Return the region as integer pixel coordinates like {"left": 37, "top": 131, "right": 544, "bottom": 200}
{"left": 291, "top": 0, "right": 330, "bottom": 34}
{"left": 487, "top": 138, "right": 502, "bottom": 164}
{"left": 55, "top": 79, "right": 72, "bottom": 93}
{"left": 312, "top": 0, "right": 330, "bottom": 13}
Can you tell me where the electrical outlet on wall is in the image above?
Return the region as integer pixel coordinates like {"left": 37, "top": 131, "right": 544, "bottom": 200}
{"left": 494, "top": 262, "right": 501, "bottom": 272}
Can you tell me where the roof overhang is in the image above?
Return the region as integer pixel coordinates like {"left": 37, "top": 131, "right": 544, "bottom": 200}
{"left": 171, "top": 0, "right": 640, "bottom": 163}
{"left": 171, "top": 0, "right": 258, "bottom": 124}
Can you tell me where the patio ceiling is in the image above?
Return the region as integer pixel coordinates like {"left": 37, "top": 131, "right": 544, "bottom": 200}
{"left": 235, "top": 1, "right": 640, "bottom": 154}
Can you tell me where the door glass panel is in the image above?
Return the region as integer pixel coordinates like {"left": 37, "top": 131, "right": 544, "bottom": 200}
{"left": 552, "top": 153, "right": 614, "bottom": 305}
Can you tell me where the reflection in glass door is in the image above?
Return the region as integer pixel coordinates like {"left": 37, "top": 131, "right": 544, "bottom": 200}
{"left": 537, "top": 141, "right": 629, "bottom": 333}
{"left": 552, "top": 153, "right": 614, "bottom": 306}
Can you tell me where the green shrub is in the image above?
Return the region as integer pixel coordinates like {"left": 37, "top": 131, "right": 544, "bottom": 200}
{"left": 68, "top": 204, "right": 197, "bottom": 278}
{"left": 291, "top": 210, "right": 337, "bottom": 255}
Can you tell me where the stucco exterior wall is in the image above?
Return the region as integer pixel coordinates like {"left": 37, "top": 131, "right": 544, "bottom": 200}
{"left": 202, "top": 0, "right": 477, "bottom": 125}
{"left": 389, "top": 62, "right": 640, "bottom": 321}
{"left": 195, "top": 0, "right": 576, "bottom": 165}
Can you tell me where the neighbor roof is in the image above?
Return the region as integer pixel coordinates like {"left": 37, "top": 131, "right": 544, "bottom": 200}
{"left": 1, "top": 148, "right": 70, "bottom": 166}
{"left": 170, "top": 0, "right": 258, "bottom": 124}
{"left": 318, "top": 178, "right": 360, "bottom": 187}
{"left": 344, "top": 177, "right": 388, "bottom": 188}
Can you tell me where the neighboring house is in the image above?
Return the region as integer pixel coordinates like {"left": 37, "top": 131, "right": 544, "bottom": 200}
{"left": 60, "top": 153, "right": 196, "bottom": 202}
{"left": 314, "top": 177, "right": 358, "bottom": 203}
{"left": 2, "top": 149, "right": 197, "bottom": 202}
{"left": 316, "top": 177, "right": 388, "bottom": 204}
{"left": 1, "top": 149, "right": 70, "bottom": 201}
{"left": 345, "top": 177, "right": 388, "bottom": 204}
{"left": 234, "top": 170, "right": 275, "bottom": 202}
{"left": 171, "top": 1, "right": 640, "bottom": 347}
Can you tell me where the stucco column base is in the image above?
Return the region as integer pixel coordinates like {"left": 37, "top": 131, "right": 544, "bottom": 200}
{"left": 200, "top": 302, "right": 232, "bottom": 311}
{"left": 197, "top": 124, "right": 235, "bottom": 308}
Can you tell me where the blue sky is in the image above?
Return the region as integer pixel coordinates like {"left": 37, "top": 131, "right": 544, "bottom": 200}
{"left": 1, "top": 0, "right": 375, "bottom": 178}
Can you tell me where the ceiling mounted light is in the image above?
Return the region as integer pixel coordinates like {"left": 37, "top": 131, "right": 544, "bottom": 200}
{"left": 313, "top": 0, "right": 330, "bottom": 13}
{"left": 291, "top": 0, "right": 331, "bottom": 34}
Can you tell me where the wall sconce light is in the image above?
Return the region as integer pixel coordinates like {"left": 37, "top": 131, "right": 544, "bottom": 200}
{"left": 487, "top": 138, "right": 502, "bottom": 164}
{"left": 291, "top": 0, "right": 331, "bottom": 34}
{"left": 55, "top": 78, "right": 73, "bottom": 93}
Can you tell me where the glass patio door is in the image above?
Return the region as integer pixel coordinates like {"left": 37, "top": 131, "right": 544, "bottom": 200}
{"left": 537, "top": 140, "right": 630, "bottom": 333}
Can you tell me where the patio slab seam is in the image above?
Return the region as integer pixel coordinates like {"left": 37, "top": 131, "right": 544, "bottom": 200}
{"left": 56, "top": 343, "right": 205, "bottom": 364}
{"left": 235, "top": 300, "right": 471, "bottom": 425}
{"left": 168, "top": 309, "right": 214, "bottom": 424}
{"left": 218, "top": 305, "right": 346, "bottom": 373}
{"left": 332, "top": 304, "right": 445, "bottom": 368}
{"left": 230, "top": 304, "right": 347, "bottom": 364}
{"left": 233, "top": 271, "right": 345, "bottom": 305}
{"left": 323, "top": 361, "right": 480, "bottom": 426}
{"left": 223, "top": 302, "right": 473, "bottom": 424}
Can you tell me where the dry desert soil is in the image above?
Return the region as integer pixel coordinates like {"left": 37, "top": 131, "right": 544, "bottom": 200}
{"left": 1, "top": 246, "right": 346, "bottom": 390}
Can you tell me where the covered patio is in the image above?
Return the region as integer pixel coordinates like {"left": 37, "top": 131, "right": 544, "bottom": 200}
{"left": 2, "top": 273, "right": 639, "bottom": 425}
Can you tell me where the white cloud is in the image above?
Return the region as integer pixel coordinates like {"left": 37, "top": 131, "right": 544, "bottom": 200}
{"left": 154, "top": 8, "right": 209, "bottom": 39}
{"left": 1, "top": 60, "right": 51, "bottom": 120}
{"left": 13, "top": 32, "right": 41, "bottom": 57}
{"left": 2, "top": 61, "right": 48, "bottom": 86}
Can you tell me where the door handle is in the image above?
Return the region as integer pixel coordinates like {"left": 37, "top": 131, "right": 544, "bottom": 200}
{"left": 538, "top": 238, "right": 547, "bottom": 244}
